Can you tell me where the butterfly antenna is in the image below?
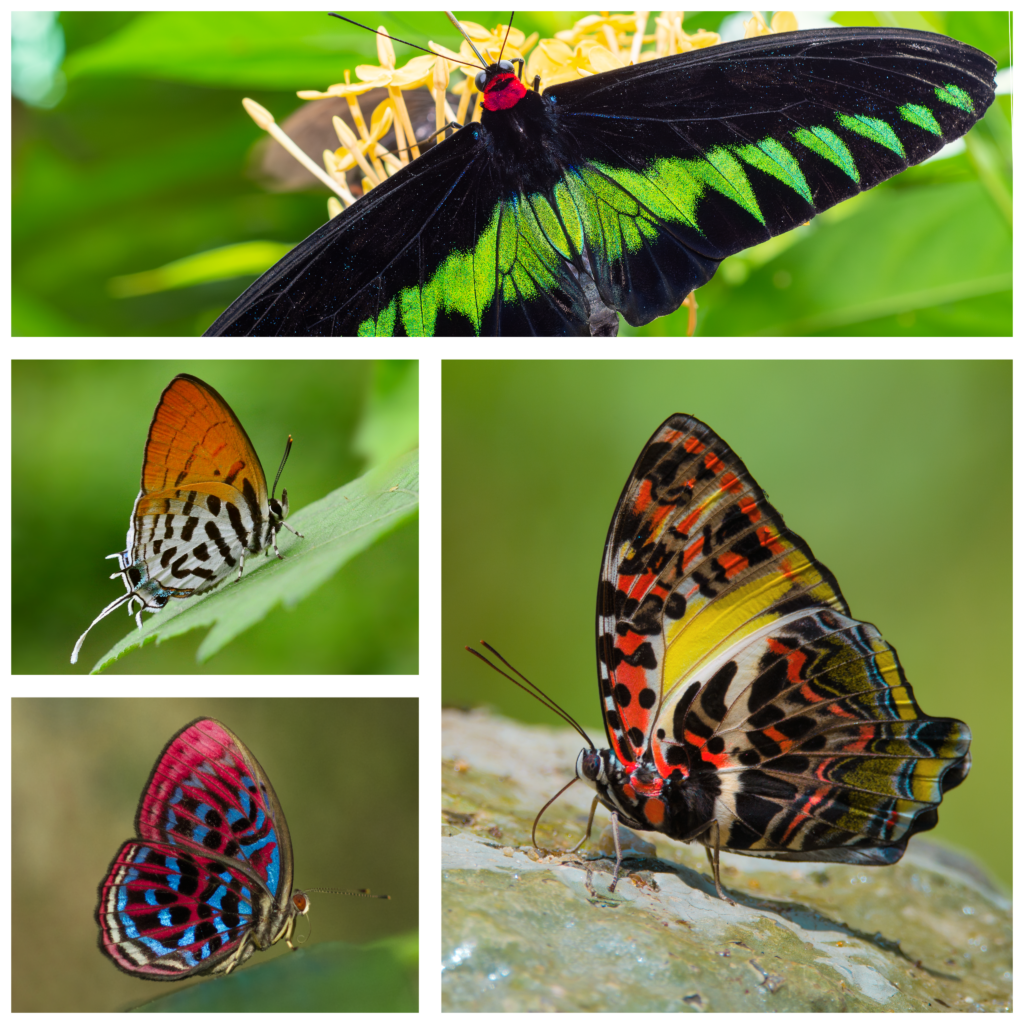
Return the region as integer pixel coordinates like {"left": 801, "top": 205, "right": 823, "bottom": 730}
{"left": 270, "top": 435, "right": 293, "bottom": 501}
{"left": 501, "top": 11, "right": 520, "bottom": 61}
{"left": 448, "top": 12, "right": 519, "bottom": 74}
{"left": 467, "top": 640, "right": 600, "bottom": 861}
{"left": 466, "top": 638, "right": 598, "bottom": 753}
{"left": 329, "top": 11, "right": 485, "bottom": 72}
{"left": 303, "top": 886, "right": 390, "bottom": 900}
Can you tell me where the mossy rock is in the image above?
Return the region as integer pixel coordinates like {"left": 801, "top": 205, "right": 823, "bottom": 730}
{"left": 442, "top": 709, "right": 1010, "bottom": 1012}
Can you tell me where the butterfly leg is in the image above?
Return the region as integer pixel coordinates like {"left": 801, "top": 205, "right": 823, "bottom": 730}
{"left": 705, "top": 821, "right": 735, "bottom": 905}
{"left": 569, "top": 790, "right": 598, "bottom": 856}
{"left": 606, "top": 811, "right": 622, "bottom": 892}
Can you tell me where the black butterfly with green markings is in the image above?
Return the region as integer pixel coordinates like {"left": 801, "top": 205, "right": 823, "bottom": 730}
{"left": 205, "top": 27, "right": 996, "bottom": 337}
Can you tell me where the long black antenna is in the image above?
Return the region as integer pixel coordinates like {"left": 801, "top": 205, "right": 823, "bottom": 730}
{"left": 329, "top": 10, "right": 485, "bottom": 73}
{"left": 445, "top": 12, "right": 518, "bottom": 70}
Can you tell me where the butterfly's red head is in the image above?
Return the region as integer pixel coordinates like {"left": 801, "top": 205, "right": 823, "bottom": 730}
{"left": 480, "top": 65, "right": 527, "bottom": 110}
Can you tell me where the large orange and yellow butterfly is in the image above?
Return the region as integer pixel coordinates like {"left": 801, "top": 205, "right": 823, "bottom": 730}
{"left": 472, "top": 414, "right": 970, "bottom": 896}
{"left": 71, "top": 374, "right": 302, "bottom": 665}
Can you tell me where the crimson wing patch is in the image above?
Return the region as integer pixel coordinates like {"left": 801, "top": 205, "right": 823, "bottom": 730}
{"left": 593, "top": 413, "right": 969, "bottom": 863}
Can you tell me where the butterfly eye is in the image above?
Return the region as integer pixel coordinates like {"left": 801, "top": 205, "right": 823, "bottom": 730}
{"left": 475, "top": 69, "right": 488, "bottom": 91}
{"left": 577, "top": 750, "right": 602, "bottom": 783}
{"left": 496, "top": 60, "right": 515, "bottom": 75}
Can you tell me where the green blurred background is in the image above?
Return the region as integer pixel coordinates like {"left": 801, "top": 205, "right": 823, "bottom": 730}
{"left": 12, "top": 698, "right": 418, "bottom": 1011}
{"left": 442, "top": 361, "right": 1011, "bottom": 888}
{"left": 12, "top": 361, "right": 417, "bottom": 673}
{"left": 12, "top": 11, "right": 1010, "bottom": 336}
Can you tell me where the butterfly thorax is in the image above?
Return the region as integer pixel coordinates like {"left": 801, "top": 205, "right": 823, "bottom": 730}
{"left": 576, "top": 747, "right": 719, "bottom": 843}
{"left": 479, "top": 82, "right": 566, "bottom": 196}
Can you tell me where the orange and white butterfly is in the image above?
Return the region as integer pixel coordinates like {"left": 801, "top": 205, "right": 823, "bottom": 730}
{"left": 71, "top": 374, "right": 302, "bottom": 664}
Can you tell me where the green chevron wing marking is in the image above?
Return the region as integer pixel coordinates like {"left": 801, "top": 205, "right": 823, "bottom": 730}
{"left": 899, "top": 103, "right": 943, "bottom": 135}
{"left": 732, "top": 138, "right": 813, "bottom": 204}
{"left": 836, "top": 113, "right": 906, "bottom": 158}
{"left": 792, "top": 126, "right": 860, "bottom": 183}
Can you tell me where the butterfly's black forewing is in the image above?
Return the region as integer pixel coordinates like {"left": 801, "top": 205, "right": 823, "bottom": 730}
{"left": 207, "top": 128, "right": 486, "bottom": 336}
{"left": 205, "top": 123, "right": 591, "bottom": 336}
{"left": 545, "top": 27, "right": 996, "bottom": 325}
{"left": 205, "top": 27, "right": 996, "bottom": 337}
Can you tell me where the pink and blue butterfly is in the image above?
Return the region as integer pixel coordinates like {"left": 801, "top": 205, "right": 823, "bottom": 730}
{"left": 96, "top": 718, "right": 310, "bottom": 979}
